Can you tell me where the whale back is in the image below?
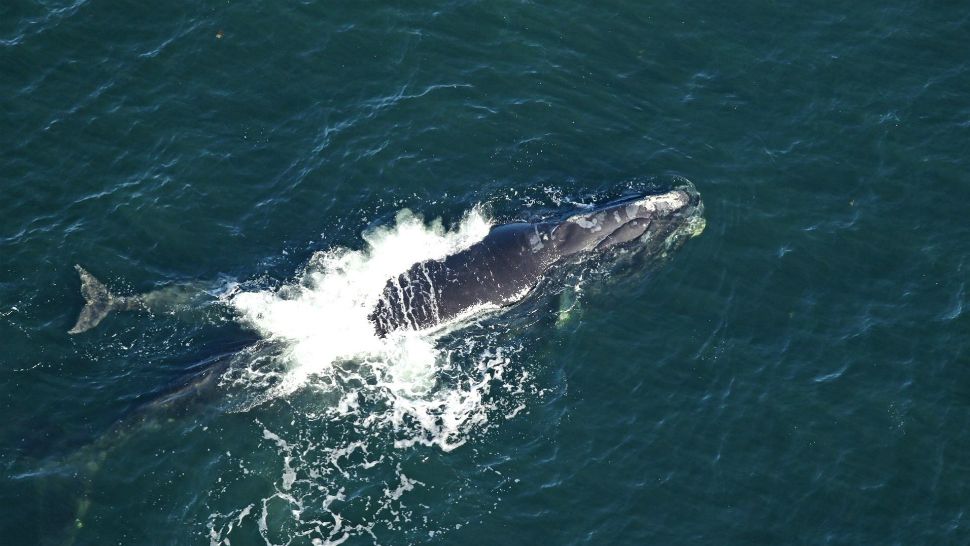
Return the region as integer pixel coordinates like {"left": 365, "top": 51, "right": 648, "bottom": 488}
{"left": 368, "top": 185, "right": 703, "bottom": 336}
{"left": 369, "top": 223, "right": 555, "bottom": 336}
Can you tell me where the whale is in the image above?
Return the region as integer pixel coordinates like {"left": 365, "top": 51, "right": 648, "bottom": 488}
{"left": 369, "top": 182, "right": 704, "bottom": 337}
{"left": 69, "top": 182, "right": 704, "bottom": 337}
{"left": 57, "top": 183, "right": 704, "bottom": 542}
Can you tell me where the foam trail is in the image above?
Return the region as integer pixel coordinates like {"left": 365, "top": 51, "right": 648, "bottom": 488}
{"left": 209, "top": 207, "right": 552, "bottom": 545}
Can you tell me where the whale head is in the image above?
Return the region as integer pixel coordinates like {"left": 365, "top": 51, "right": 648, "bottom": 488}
{"left": 549, "top": 181, "right": 705, "bottom": 259}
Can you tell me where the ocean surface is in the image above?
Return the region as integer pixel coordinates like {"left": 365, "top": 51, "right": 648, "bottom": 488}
{"left": 2, "top": 1, "right": 969, "bottom": 544}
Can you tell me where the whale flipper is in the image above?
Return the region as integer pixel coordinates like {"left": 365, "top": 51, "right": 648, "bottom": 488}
{"left": 555, "top": 285, "right": 581, "bottom": 329}
{"left": 69, "top": 265, "right": 126, "bottom": 334}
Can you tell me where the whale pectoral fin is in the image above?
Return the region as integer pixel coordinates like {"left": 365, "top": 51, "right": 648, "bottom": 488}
{"left": 69, "top": 265, "right": 120, "bottom": 335}
{"left": 555, "top": 285, "right": 582, "bottom": 329}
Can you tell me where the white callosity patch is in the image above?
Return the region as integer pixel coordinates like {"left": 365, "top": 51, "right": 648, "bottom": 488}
{"left": 622, "top": 190, "right": 689, "bottom": 221}
{"left": 568, "top": 211, "right": 605, "bottom": 232}
{"left": 630, "top": 190, "right": 688, "bottom": 215}
{"left": 571, "top": 190, "right": 689, "bottom": 234}
{"left": 527, "top": 225, "right": 545, "bottom": 252}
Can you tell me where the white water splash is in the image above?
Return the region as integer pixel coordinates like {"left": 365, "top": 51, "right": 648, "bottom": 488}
{"left": 231, "top": 207, "right": 491, "bottom": 400}
{"left": 224, "top": 207, "right": 546, "bottom": 452}
{"left": 207, "top": 207, "right": 550, "bottom": 545}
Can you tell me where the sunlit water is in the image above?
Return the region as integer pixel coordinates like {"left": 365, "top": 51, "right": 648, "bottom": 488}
{"left": 3, "top": 1, "right": 970, "bottom": 545}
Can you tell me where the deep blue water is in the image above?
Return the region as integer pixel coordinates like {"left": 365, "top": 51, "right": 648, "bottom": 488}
{"left": 2, "top": 1, "right": 969, "bottom": 545}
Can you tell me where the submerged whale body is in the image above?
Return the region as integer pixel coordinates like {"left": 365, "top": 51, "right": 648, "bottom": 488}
{"left": 368, "top": 182, "right": 705, "bottom": 337}
{"left": 69, "top": 182, "right": 704, "bottom": 337}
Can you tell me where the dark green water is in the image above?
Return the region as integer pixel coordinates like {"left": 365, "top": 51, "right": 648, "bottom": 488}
{"left": 3, "top": 1, "right": 969, "bottom": 544}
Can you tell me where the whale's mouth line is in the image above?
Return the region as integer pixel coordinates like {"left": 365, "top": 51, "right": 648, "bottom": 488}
{"left": 594, "top": 218, "right": 652, "bottom": 251}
